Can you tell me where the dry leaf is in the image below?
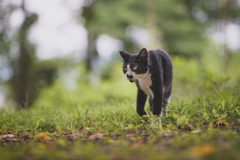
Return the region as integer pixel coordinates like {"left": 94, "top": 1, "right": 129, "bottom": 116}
{"left": 126, "top": 134, "right": 135, "bottom": 137}
{"left": 0, "top": 134, "right": 15, "bottom": 138}
{"left": 167, "top": 124, "right": 176, "bottom": 130}
{"left": 190, "top": 143, "right": 215, "bottom": 158}
{"left": 88, "top": 133, "right": 104, "bottom": 140}
{"left": 3, "top": 137, "right": 18, "bottom": 142}
{"left": 217, "top": 120, "right": 229, "bottom": 126}
{"left": 191, "top": 129, "right": 201, "bottom": 133}
{"left": 35, "top": 133, "right": 52, "bottom": 141}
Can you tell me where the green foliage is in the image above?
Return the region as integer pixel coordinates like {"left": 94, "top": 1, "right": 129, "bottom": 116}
{"left": 82, "top": 0, "right": 146, "bottom": 38}
{"left": 82, "top": 0, "right": 209, "bottom": 55}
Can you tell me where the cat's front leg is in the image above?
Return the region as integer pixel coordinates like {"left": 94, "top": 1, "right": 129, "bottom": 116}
{"left": 150, "top": 82, "right": 164, "bottom": 125}
{"left": 136, "top": 88, "right": 148, "bottom": 119}
{"left": 150, "top": 94, "right": 163, "bottom": 126}
{"left": 151, "top": 87, "right": 163, "bottom": 117}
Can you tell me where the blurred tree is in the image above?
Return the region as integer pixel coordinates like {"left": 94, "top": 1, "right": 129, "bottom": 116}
{"left": 12, "top": 1, "right": 38, "bottom": 107}
{"left": 154, "top": 0, "right": 208, "bottom": 57}
{"left": 182, "top": 0, "right": 240, "bottom": 68}
{"left": 81, "top": 0, "right": 146, "bottom": 71}
{"left": 81, "top": 0, "right": 210, "bottom": 72}
{"left": 0, "top": 1, "right": 17, "bottom": 93}
{"left": 0, "top": 0, "right": 62, "bottom": 108}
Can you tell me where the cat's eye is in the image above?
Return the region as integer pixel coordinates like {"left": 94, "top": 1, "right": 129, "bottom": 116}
{"left": 133, "top": 66, "right": 137, "bottom": 70}
{"left": 123, "top": 67, "right": 127, "bottom": 71}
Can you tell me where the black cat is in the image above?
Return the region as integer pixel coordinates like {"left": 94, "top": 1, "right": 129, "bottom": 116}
{"left": 119, "top": 48, "right": 173, "bottom": 121}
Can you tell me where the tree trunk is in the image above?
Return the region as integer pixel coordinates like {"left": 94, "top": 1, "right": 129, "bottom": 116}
{"left": 219, "top": 0, "right": 229, "bottom": 71}
{"left": 14, "top": 0, "right": 37, "bottom": 108}
{"left": 85, "top": 30, "right": 96, "bottom": 71}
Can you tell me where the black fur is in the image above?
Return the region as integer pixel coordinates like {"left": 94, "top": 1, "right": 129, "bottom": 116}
{"left": 119, "top": 48, "right": 173, "bottom": 118}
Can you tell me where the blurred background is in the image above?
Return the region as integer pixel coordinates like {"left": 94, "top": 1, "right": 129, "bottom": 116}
{"left": 0, "top": 0, "right": 240, "bottom": 109}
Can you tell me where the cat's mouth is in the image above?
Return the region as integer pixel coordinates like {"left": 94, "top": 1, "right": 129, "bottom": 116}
{"left": 129, "top": 80, "right": 134, "bottom": 83}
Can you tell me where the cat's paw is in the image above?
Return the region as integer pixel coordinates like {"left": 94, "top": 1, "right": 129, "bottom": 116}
{"left": 151, "top": 118, "right": 161, "bottom": 127}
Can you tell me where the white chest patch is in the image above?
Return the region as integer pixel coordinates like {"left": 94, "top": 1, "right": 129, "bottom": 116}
{"left": 124, "top": 64, "right": 153, "bottom": 98}
{"left": 137, "top": 74, "right": 153, "bottom": 98}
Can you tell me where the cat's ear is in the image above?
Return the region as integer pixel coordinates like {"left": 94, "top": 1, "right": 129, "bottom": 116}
{"left": 137, "top": 48, "right": 148, "bottom": 64}
{"left": 119, "top": 50, "right": 129, "bottom": 61}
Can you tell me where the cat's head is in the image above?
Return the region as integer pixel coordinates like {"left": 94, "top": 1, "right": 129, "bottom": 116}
{"left": 119, "top": 48, "right": 149, "bottom": 82}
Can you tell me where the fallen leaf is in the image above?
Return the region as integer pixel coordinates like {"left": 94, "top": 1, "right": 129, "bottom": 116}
{"left": 190, "top": 143, "right": 215, "bottom": 158}
{"left": 35, "top": 133, "right": 52, "bottom": 141}
{"left": 0, "top": 134, "right": 15, "bottom": 138}
{"left": 217, "top": 120, "right": 229, "bottom": 126}
{"left": 126, "top": 134, "right": 135, "bottom": 137}
{"left": 5, "top": 138, "right": 18, "bottom": 142}
{"left": 167, "top": 124, "right": 176, "bottom": 130}
{"left": 191, "top": 129, "right": 201, "bottom": 133}
{"left": 88, "top": 133, "right": 104, "bottom": 140}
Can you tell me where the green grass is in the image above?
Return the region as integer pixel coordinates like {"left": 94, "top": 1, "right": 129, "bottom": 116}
{"left": 1, "top": 54, "right": 240, "bottom": 160}
{"left": 1, "top": 85, "right": 240, "bottom": 160}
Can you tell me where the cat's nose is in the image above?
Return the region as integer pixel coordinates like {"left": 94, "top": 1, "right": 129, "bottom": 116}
{"left": 127, "top": 74, "right": 133, "bottom": 79}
